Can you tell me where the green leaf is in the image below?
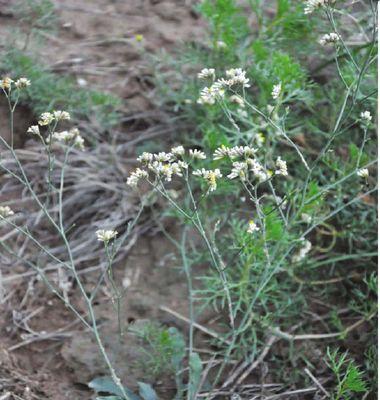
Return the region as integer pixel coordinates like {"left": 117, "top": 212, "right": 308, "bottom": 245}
{"left": 168, "top": 327, "right": 186, "bottom": 369}
{"left": 188, "top": 352, "right": 203, "bottom": 399}
{"left": 264, "top": 209, "right": 284, "bottom": 241}
{"left": 88, "top": 376, "right": 139, "bottom": 400}
{"left": 342, "top": 364, "right": 367, "bottom": 393}
{"left": 138, "top": 382, "right": 157, "bottom": 400}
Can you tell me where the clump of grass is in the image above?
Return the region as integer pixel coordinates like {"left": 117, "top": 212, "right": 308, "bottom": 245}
{"left": 1, "top": 48, "right": 122, "bottom": 133}
{"left": 326, "top": 348, "right": 368, "bottom": 400}
{"left": 129, "top": 322, "right": 186, "bottom": 379}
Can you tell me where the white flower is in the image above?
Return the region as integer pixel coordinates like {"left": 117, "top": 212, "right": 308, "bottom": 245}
{"left": 0, "top": 77, "right": 13, "bottom": 90}
{"left": 304, "top": 0, "right": 334, "bottom": 14}
{"left": 271, "top": 83, "right": 282, "bottom": 100}
{"left": 49, "top": 129, "right": 76, "bottom": 143}
{"left": 147, "top": 158, "right": 186, "bottom": 182}
{"left": 301, "top": 213, "right": 312, "bottom": 223}
{"left": 192, "top": 168, "right": 206, "bottom": 177}
{"left": 171, "top": 145, "right": 185, "bottom": 156}
{"left": 229, "top": 95, "right": 245, "bottom": 107}
{"left": 256, "top": 170, "right": 270, "bottom": 182}
{"left": 38, "top": 112, "right": 54, "bottom": 126}
{"left": 137, "top": 152, "right": 154, "bottom": 164}
{"left": 213, "top": 145, "right": 231, "bottom": 160}
{"left": 0, "top": 206, "right": 14, "bottom": 218}
{"left": 148, "top": 160, "right": 164, "bottom": 175}
{"left": 292, "top": 240, "right": 312, "bottom": 262}
{"left": 275, "top": 157, "right": 288, "bottom": 176}
{"left": 198, "top": 68, "right": 215, "bottom": 80}
{"left": 247, "top": 220, "right": 260, "bottom": 234}
{"left": 73, "top": 134, "right": 85, "bottom": 150}
{"left": 154, "top": 152, "right": 174, "bottom": 162}
{"left": 198, "top": 83, "right": 225, "bottom": 105}
{"left": 229, "top": 146, "right": 257, "bottom": 159}
{"left": 15, "top": 77, "right": 31, "bottom": 89}
{"left": 225, "top": 68, "right": 250, "bottom": 87}
{"left": 246, "top": 158, "right": 269, "bottom": 182}
{"left": 189, "top": 149, "right": 207, "bottom": 159}
{"left": 27, "top": 125, "right": 40, "bottom": 135}
{"left": 53, "top": 110, "right": 71, "bottom": 121}
{"left": 360, "top": 111, "right": 372, "bottom": 122}
{"left": 216, "top": 40, "right": 227, "bottom": 49}
{"left": 96, "top": 229, "right": 118, "bottom": 243}
{"left": 161, "top": 163, "right": 174, "bottom": 181}
{"left": 170, "top": 162, "right": 187, "bottom": 177}
{"left": 247, "top": 158, "right": 262, "bottom": 174}
{"left": 227, "top": 161, "right": 248, "bottom": 181}
{"left": 177, "top": 160, "right": 188, "bottom": 169}
{"left": 127, "top": 168, "right": 149, "bottom": 187}
{"left": 357, "top": 168, "right": 369, "bottom": 178}
{"left": 319, "top": 32, "right": 339, "bottom": 46}
{"left": 193, "top": 168, "right": 222, "bottom": 192}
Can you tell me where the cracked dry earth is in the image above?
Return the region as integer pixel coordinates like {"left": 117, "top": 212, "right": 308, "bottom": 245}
{"left": 0, "top": 1, "right": 207, "bottom": 399}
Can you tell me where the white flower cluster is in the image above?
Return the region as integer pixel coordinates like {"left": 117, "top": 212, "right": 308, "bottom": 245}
{"left": 127, "top": 168, "right": 149, "bottom": 187}
{"left": 360, "top": 111, "right": 372, "bottom": 123}
{"left": 27, "top": 110, "right": 84, "bottom": 150}
{"left": 213, "top": 145, "right": 257, "bottom": 160}
{"left": 230, "top": 95, "right": 244, "bottom": 107}
{"left": 304, "top": 0, "right": 335, "bottom": 14}
{"left": 198, "top": 68, "right": 215, "bottom": 80}
{"left": 27, "top": 125, "right": 40, "bottom": 136}
{"left": 189, "top": 149, "right": 207, "bottom": 159}
{"left": 96, "top": 229, "right": 118, "bottom": 243}
{"left": 15, "top": 77, "right": 31, "bottom": 89}
{"left": 127, "top": 144, "right": 288, "bottom": 193}
{"left": 216, "top": 41, "right": 227, "bottom": 49}
{"left": 46, "top": 128, "right": 85, "bottom": 150}
{"left": 275, "top": 157, "right": 288, "bottom": 176}
{"left": 292, "top": 240, "right": 312, "bottom": 262}
{"left": 198, "top": 85, "right": 225, "bottom": 105}
{"left": 193, "top": 168, "right": 222, "bottom": 192}
{"left": 197, "top": 68, "right": 250, "bottom": 105}
{"left": 0, "top": 76, "right": 30, "bottom": 91}
{"left": 301, "top": 213, "right": 312, "bottom": 223}
{"left": 212, "top": 144, "right": 287, "bottom": 182}
{"left": 319, "top": 32, "right": 339, "bottom": 46}
{"left": 225, "top": 68, "right": 251, "bottom": 87}
{"left": 0, "top": 206, "right": 14, "bottom": 218}
{"left": 53, "top": 110, "right": 71, "bottom": 121}
{"left": 357, "top": 168, "right": 369, "bottom": 178}
{"left": 38, "top": 110, "right": 71, "bottom": 126}
{"left": 127, "top": 147, "right": 191, "bottom": 188}
{"left": 271, "top": 83, "right": 282, "bottom": 100}
{"left": 247, "top": 220, "right": 259, "bottom": 234}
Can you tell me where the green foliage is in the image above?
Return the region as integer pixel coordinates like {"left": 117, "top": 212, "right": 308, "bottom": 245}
{"left": 326, "top": 348, "right": 368, "bottom": 400}
{"left": 198, "top": 0, "right": 249, "bottom": 48}
{"left": 129, "top": 322, "right": 186, "bottom": 379}
{"left": 88, "top": 376, "right": 157, "bottom": 400}
{"left": 188, "top": 353, "right": 203, "bottom": 399}
{"left": 12, "top": 0, "right": 57, "bottom": 34}
{"left": 1, "top": 49, "right": 121, "bottom": 131}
